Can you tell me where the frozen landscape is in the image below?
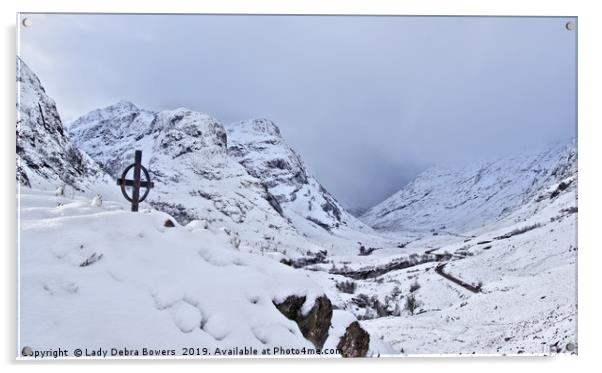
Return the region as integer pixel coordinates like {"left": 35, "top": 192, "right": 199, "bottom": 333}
{"left": 17, "top": 56, "right": 577, "bottom": 357}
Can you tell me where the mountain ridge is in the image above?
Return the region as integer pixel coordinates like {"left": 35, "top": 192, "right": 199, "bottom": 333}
{"left": 67, "top": 100, "right": 384, "bottom": 256}
{"left": 361, "top": 140, "right": 577, "bottom": 235}
{"left": 16, "top": 57, "right": 111, "bottom": 193}
{"left": 225, "top": 118, "right": 372, "bottom": 236}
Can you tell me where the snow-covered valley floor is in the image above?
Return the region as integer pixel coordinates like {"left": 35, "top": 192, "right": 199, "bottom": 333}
{"left": 324, "top": 189, "right": 577, "bottom": 355}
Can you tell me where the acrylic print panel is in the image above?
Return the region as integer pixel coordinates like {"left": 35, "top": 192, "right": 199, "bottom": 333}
{"left": 16, "top": 13, "right": 577, "bottom": 359}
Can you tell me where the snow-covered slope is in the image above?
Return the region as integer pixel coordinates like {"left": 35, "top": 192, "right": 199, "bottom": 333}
{"left": 226, "top": 119, "right": 372, "bottom": 237}
{"left": 361, "top": 179, "right": 577, "bottom": 355}
{"left": 69, "top": 102, "right": 318, "bottom": 256}
{"left": 16, "top": 57, "right": 109, "bottom": 192}
{"left": 68, "top": 104, "right": 389, "bottom": 256}
{"left": 361, "top": 142, "right": 577, "bottom": 235}
{"left": 17, "top": 60, "right": 394, "bottom": 358}
{"left": 19, "top": 189, "right": 391, "bottom": 357}
{"left": 17, "top": 58, "right": 576, "bottom": 357}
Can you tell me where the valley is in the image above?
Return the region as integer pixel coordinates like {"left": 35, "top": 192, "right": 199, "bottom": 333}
{"left": 17, "top": 56, "right": 577, "bottom": 357}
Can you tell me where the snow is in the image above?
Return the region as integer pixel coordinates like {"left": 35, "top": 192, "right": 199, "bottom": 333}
{"left": 19, "top": 189, "right": 385, "bottom": 356}
{"left": 357, "top": 185, "right": 577, "bottom": 355}
{"left": 17, "top": 57, "right": 577, "bottom": 357}
{"left": 361, "top": 141, "right": 576, "bottom": 235}
{"left": 225, "top": 118, "right": 365, "bottom": 233}
{"left": 68, "top": 104, "right": 326, "bottom": 260}
{"left": 16, "top": 57, "right": 112, "bottom": 194}
{"left": 68, "top": 104, "right": 397, "bottom": 259}
{"left": 90, "top": 194, "right": 102, "bottom": 207}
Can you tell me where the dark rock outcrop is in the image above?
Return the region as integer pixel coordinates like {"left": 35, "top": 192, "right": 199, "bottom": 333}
{"left": 274, "top": 295, "right": 333, "bottom": 349}
{"left": 337, "top": 321, "right": 370, "bottom": 358}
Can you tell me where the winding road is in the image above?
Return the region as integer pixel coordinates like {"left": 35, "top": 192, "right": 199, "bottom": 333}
{"left": 435, "top": 263, "right": 482, "bottom": 293}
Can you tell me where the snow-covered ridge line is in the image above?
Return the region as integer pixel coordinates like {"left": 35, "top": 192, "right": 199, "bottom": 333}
{"left": 68, "top": 101, "right": 313, "bottom": 256}
{"left": 68, "top": 101, "right": 387, "bottom": 256}
{"left": 16, "top": 57, "right": 112, "bottom": 194}
{"left": 17, "top": 56, "right": 576, "bottom": 356}
{"left": 361, "top": 140, "right": 576, "bottom": 235}
{"left": 225, "top": 118, "right": 373, "bottom": 235}
{"left": 16, "top": 59, "right": 393, "bottom": 356}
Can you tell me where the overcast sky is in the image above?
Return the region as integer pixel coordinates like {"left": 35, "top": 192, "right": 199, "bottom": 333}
{"left": 18, "top": 14, "right": 576, "bottom": 209}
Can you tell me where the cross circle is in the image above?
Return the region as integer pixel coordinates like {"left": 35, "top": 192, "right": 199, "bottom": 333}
{"left": 119, "top": 163, "right": 153, "bottom": 203}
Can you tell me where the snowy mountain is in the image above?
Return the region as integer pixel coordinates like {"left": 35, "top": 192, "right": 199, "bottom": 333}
{"left": 361, "top": 142, "right": 577, "bottom": 235}
{"left": 17, "top": 57, "right": 576, "bottom": 357}
{"left": 17, "top": 61, "right": 391, "bottom": 358}
{"left": 315, "top": 147, "right": 578, "bottom": 354}
{"left": 68, "top": 102, "right": 342, "bottom": 257}
{"left": 16, "top": 57, "right": 109, "bottom": 192}
{"left": 68, "top": 104, "right": 387, "bottom": 256}
{"left": 225, "top": 119, "right": 371, "bottom": 236}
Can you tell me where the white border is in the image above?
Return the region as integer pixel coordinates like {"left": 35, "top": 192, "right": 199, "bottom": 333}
{"left": 3, "top": 0, "right": 601, "bottom": 371}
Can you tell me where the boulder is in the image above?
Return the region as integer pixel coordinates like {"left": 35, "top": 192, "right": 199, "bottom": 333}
{"left": 337, "top": 321, "right": 370, "bottom": 358}
{"left": 274, "top": 295, "right": 333, "bottom": 349}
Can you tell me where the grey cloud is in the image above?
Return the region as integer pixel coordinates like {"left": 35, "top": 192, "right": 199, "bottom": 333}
{"left": 19, "top": 14, "right": 576, "bottom": 209}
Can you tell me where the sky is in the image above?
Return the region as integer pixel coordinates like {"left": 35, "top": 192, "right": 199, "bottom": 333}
{"left": 18, "top": 14, "right": 577, "bottom": 210}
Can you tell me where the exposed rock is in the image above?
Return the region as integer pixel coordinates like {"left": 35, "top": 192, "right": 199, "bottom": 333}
{"left": 148, "top": 201, "right": 197, "bottom": 226}
{"left": 16, "top": 57, "right": 109, "bottom": 190}
{"left": 164, "top": 219, "right": 175, "bottom": 228}
{"left": 261, "top": 183, "right": 284, "bottom": 216}
{"left": 550, "top": 179, "right": 572, "bottom": 199}
{"left": 68, "top": 103, "right": 318, "bottom": 255}
{"left": 306, "top": 216, "right": 332, "bottom": 232}
{"left": 225, "top": 118, "right": 369, "bottom": 236}
{"left": 274, "top": 294, "right": 333, "bottom": 349}
{"left": 337, "top": 321, "right": 370, "bottom": 358}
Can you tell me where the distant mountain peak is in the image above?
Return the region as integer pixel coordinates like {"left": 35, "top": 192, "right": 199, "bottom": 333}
{"left": 228, "top": 118, "right": 282, "bottom": 137}
{"left": 361, "top": 141, "right": 577, "bottom": 234}
{"left": 95, "top": 100, "right": 141, "bottom": 116}
{"left": 113, "top": 99, "right": 138, "bottom": 109}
